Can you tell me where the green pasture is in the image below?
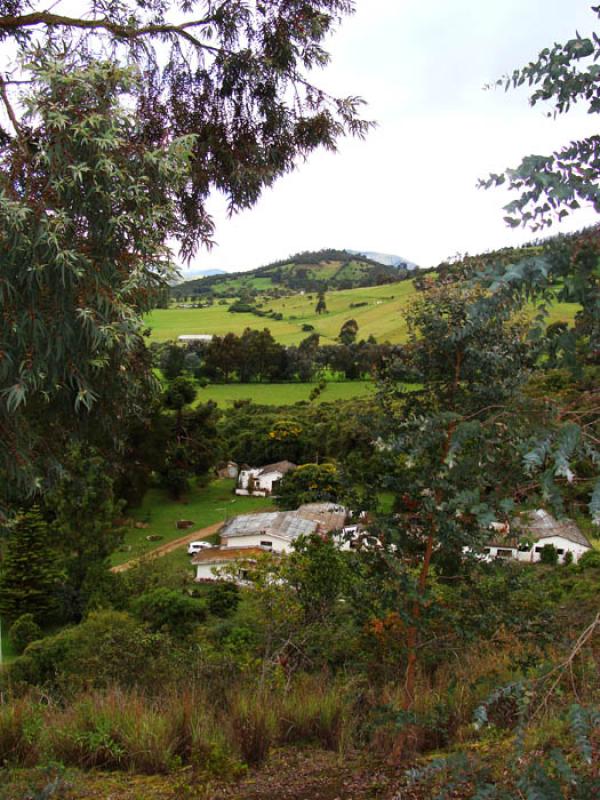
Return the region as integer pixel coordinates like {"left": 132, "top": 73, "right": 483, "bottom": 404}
{"left": 194, "top": 380, "right": 377, "bottom": 407}
{"left": 147, "top": 279, "right": 418, "bottom": 344}
{"left": 112, "top": 479, "right": 275, "bottom": 566}
{"left": 147, "top": 277, "right": 580, "bottom": 346}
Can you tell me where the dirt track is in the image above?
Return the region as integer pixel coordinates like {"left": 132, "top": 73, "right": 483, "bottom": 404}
{"left": 110, "top": 522, "right": 223, "bottom": 573}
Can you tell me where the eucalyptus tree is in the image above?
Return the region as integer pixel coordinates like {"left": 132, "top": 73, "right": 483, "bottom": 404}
{"left": 375, "top": 285, "right": 536, "bottom": 753}
{"left": 0, "top": 1, "right": 369, "bottom": 508}
{"left": 478, "top": 6, "right": 600, "bottom": 524}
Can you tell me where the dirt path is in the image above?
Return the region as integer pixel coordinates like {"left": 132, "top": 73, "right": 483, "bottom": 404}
{"left": 111, "top": 522, "right": 223, "bottom": 573}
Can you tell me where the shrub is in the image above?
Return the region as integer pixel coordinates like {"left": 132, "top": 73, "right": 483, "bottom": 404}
{"left": 301, "top": 324, "right": 315, "bottom": 332}
{"left": 132, "top": 588, "right": 207, "bottom": 637}
{"left": 8, "top": 611, "right": 180, "bottom": 694}
{"left": 578, "top": 550, "right": 600, "bottom": 570}
{"left": 9, "top": 614, "right": 42, "bottom": 655}
{"left": 539, "top": 544, "right": 559, "bottom": 565}
{"left": 206, "top": 583, "right": 240, "bottom": 618}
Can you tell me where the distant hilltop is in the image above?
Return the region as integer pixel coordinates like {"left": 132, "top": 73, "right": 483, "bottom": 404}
{"left": 348, "top": 250, "right": 418, "bottom": 271}
{"left": 171, "top": 248, "right": 419, "bottom": 298}
{"left": 171, "top": 267, "right": 228, "bottom": 284}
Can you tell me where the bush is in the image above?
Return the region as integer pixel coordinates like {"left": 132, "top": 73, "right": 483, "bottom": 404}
{"left": 8, "top": 611, "right": 180, "bottom": 694}
{"left": 9, "top": 614, "right": 42, "bottom": 655}
{"left": 302, "top": 323, "right": 315, "bottom": 332}
{"left": 206, "top": 583, "right": 240, "bottom": 618}
{"left": 578, "top": 549, "right": 600, "bottom": 570}
{"left": 539, "top": 544, "right": 559, "bottom": 565}
{"left": 132, "top": 588, "right": 207, "bottom": 637}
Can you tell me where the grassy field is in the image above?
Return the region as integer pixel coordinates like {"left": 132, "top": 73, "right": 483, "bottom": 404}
{"left": 112, "top": 479, "right": 274, "bottom": 566}
{"left": 147, "top": 278, "right": 580, "bottom": 345}
{"left": 194, "top": 380, "right": 377, "bottom": 407}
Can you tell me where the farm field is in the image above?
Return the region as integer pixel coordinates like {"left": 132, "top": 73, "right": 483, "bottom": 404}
{"left": 146, "top": 278, "right": 580, "bottom": 345}
{"left": 112, "top": 479, "right": 275, "bottom": 566}
{"left": 146, "top": 280, "right": 419, "bottom": 344}
{"left": 194, "top": 380, "right": 377, "bottom": 407}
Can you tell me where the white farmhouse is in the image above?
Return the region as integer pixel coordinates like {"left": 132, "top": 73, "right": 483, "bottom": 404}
{"left": 235, "top": 461, "right": 297, "bottom": 497}
{"left": 484, "top": 509, "right": 592, "bottom": 564}
{"left": 192, "top": 504, "right": 347, "bottom": 582}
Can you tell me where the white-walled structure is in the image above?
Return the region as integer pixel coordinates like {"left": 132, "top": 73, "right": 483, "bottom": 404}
{"left": 235, "top": 461, "right": 297, "bottom": 497}
{"left": 484, "top": 509, "right": 591, "bottom": 565}
{"left": 192, "top": 504, "right": 348, "bottom": 582}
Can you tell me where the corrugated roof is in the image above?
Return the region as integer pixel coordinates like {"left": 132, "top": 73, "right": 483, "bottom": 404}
{"left": 257, "top": 461, "right": 297, "bottom": 476}
{"left": 514, "top": 509, "right": 591, "bottom": 548}
{"left": 220, "top": 511, "right": 317, "bottom": 540}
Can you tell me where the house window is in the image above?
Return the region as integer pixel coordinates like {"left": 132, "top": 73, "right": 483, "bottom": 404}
{"left": 535, "top": 546, "right": 543, "bottom": 553}
{"left": 557, "top": 549, "right": 564, "bottom": 555}
{"left": 496, "top": 549, "right": 513, "bottom": 558}
{"left": 260, "top": 540, "right": 273, "bottom": 549}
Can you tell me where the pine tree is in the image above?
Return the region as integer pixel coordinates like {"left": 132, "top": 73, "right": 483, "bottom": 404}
{"left": 0, "top": 508, "right": 63, "bottom": 625}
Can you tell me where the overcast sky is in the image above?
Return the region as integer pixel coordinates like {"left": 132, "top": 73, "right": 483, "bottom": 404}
{"left": 186, "top": 0, "right": 598, "bottom": 274}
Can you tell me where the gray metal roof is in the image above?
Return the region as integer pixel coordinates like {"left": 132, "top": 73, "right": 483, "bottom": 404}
{"left": 220, "top": 511, "right": 317, "bottom": 540}
{"left": 514, "top": 509, "right": 591, "bottom": 548}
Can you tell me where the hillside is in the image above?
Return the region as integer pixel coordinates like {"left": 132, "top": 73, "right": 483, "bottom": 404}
{"left": 170, "top": 248, "right": 419, "bottom": 299}
{"left": 148, "top": 279, "right": 421, "bottom": 344}
{"left": 148, "top": 275, "right": 579, "bottom": 345}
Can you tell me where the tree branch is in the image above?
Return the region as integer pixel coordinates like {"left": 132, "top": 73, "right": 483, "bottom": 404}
{"left": 0, "top": 11, "right": 221, "bottom": 50}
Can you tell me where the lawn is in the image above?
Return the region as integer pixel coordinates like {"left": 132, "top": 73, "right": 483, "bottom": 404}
{"left": 194, "top": 380, "right": 377, "bottom": 407}
{"left": 112, "top": 479, "right": 275, "bottom": 566}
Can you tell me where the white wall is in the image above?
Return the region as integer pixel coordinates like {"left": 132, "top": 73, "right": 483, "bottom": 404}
{"left": 223, "top": 533, "right": 293, "bottom": 553}
{"left": 236, "top": 469, "right": 284, "bottom": 496}
{"left": 515, "top": 536, "right": 590, "bottom": 564}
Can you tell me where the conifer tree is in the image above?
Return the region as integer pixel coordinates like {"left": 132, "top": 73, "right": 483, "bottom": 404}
{"left": 0, "top": 508, "right": 63, "bottom": 624}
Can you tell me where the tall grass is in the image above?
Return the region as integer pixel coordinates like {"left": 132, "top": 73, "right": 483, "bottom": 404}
{"left": 0, "top": 676, "right": 360, "bottom": 775}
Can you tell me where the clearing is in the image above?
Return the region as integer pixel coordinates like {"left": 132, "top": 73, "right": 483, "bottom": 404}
{"left": 112, "top": 479, "right": 274, "bottom": 567}
{"left": 194, "top": 380, "right": 376, "bottom": 407}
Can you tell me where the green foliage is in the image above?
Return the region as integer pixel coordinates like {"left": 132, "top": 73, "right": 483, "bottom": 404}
{"left": 539, "top": 543, "right": 559, "bottom": 565}
{"left": 132, "top": 588, "right": 207, "bottom": 637}
{"left": 7, "top": 611, "right": 180, "bottom": 694}
{"left": 0, "top": 59, "right": 193, "bottom": 503}
{"left": 578, "top": 549, "right": 600, "bottom": 570}
{"left": 275, "top": 462, "right": 344, "bottom": 509}
{"left": 163, "top": 377, "right": 197, "bottom": 411}
{"left": 160, "top": 345, "right": 186, "bottom": 380}
{"left": 0, "top": 508, "right": 63, "bottom": 625}
{"left": 286, "top": 535, "right": 352, "bottom": 622}
{"left": 8, "top": 614, "right": 42, "bottom": 655}
{"left": 42, "top": 443, "right": 124, "bottom": 622}
{"left": 205, "top": 583, "right": 240, "bottom": 618}
{"left": 480, "top": 8, "right": 600, "bottom": 230}
{"left": 338, "top": 318, "right": 359, "bottom": 345}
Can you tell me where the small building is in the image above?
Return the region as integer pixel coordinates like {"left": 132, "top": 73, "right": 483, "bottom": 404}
{"left": 191, "top": 504, "right": 349, "bottom": 582}
{"left": 483, "top": 509, "right": 592, "bottom": 565}
{"left": 177, "top": 334, "right": 214, "bottom": 343}
{"left": 217, "top": 461, "right": 239, "bottom": 480}
{"left": 235, "top": 461, "right": 297, "bottom": 497}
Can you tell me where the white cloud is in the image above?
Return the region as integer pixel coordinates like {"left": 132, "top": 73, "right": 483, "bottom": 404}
{"left": 179, "top": 0, "right": 599, "bottom": 273}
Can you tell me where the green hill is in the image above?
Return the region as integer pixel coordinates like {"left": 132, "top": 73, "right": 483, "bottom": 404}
{"left": 170, "top": 248, "right": 417, "bottom": 299}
